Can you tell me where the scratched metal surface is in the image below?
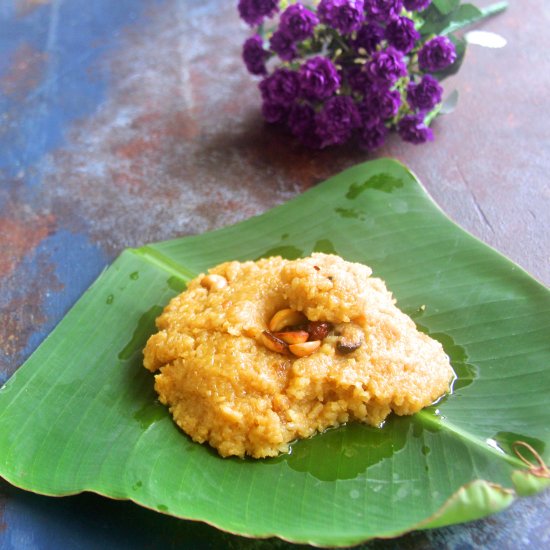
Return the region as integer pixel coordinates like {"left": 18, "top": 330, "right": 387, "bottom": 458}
{"left": 0, "top": 0, "right": 549, "bottom": 548}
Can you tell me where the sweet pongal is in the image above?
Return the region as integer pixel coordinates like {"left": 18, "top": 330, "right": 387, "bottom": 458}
{"left": 143, "top": 253, "right": 454, "bottom": 458}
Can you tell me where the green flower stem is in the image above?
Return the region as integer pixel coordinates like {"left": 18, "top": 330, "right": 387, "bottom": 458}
{"left": 330, "top": 30, "right": 350, "bottom": 54}
{"left": 479, "top": 1, "right": 509, "bottom": 18}
{"left": 424, "top": 104, "right": 442, "bottom": 126}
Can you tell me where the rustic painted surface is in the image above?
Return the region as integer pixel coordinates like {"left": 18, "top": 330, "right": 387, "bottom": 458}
{"left": 0, "top": 0, "right": 549, "bottom": 548}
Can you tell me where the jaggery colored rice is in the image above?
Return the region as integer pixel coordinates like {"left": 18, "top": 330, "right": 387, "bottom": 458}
{"left": 143, "top": 253, "right": 454, "bottom": 458}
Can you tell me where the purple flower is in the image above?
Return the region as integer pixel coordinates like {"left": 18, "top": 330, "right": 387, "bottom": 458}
{"left": 299, "top": 56, "right": 341, "bottom": 101}
{"left": 318, "top": 0, "right": 365, "bottom": 34}
{"left": 316, "top": 95, "right": 361, "bottom": 147}
{"left": 262, "top": 101, "right": 289, "bottom": 124}
{"left": 385, "top": 16, "right": 420, "bottom": 54}
{"left": 345, "top": 65, "right": 373, "bottom": 94}
{"left": 361, "top": 88, "right": 401, "bottom": 123}
{"left": 352, "top": 23, "right": 385, "bottom": 55}
{"left": 288, "top": 103, "right": 323, "bottom": 148}
{"left": 259, "top": 68, "right": 300, "bottom": 107}
{"left": 397, "top": 113, "right": 434, "bottom": 144}
{"left": 270, "top": 29, "right": 297, "bottom": 61}
{"left": 238, "top": 0, "right": 279, "bottom": 26}
{"left": 365, "top": 47, "right": 407, "bottom": 86}
{"left": 288, "top": 102, "right": 323, "bottom": 148}
{"left": 288, "top": 102, "right": 315, "bottom": 136}
{"left": 279, "top": 3, "right": 319, "bottom": 42}
{"left": 418, "top": 36, "right": 457, "bottom": 72}
{"left": 359, "top": 119, "right": 388, "bottom": 151}
{"left": 407, "top": 74, "right": 442, "bottom": 111}
{"left": 364, "top": 0, "right": 404, "bottom": 23}
{"left": 404, "top": 0, "right": 432, "bottom": 11}
{"left": 242, "top": 35, "right": 269, "bottom": 75}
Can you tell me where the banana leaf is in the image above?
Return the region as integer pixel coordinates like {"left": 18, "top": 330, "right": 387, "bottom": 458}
{"left": 0, "top": 159, "right": 549, "bottom": 547}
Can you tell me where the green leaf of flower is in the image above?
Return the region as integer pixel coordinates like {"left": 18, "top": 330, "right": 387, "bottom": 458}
{"left": 439, "top": 89, "right": 459, "bottom": 114}
{"left": 433, "top": 0, "right": 462, "bottom": 15}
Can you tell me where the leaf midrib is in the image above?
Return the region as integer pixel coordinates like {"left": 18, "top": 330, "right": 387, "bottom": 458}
{"left": 416, "top": 410, "right": 524, "bottom": 469}
{"left": 132, "top": 246, "right": 198, "bottom": 282}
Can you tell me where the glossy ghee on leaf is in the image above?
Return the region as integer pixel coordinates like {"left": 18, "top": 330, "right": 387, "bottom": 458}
{"left": 143, "top": 253, "right": 454, "bottom": 458}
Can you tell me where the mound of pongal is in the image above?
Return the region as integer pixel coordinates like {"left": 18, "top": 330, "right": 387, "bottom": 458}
{"left": 143, "top": 253, "right": 454, "bottom": 458}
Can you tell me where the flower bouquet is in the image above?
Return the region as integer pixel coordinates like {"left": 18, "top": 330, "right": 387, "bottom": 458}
{"left": 239, "top": 0, "right": 507, "bottom": 150}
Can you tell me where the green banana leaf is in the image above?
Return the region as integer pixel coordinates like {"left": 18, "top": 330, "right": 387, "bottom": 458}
{"left": 0, "top": 159, "right": 549, "bottom": 547}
